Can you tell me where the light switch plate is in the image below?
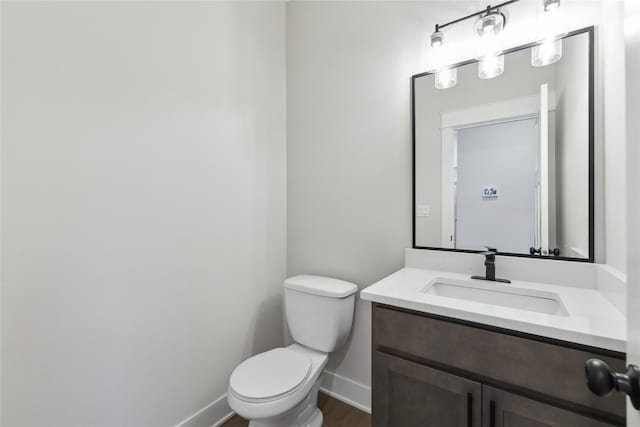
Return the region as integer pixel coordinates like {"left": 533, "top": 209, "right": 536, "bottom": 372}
{"left": 417, "top": 205, "right": 430, "bottom": 217}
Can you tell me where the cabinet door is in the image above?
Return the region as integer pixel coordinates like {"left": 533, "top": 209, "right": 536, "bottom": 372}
{"left": 373, "top": 351, "right": 481, "bottom": 427}
{"left": 482, "top": 386, "right": 617, "bottom": 427}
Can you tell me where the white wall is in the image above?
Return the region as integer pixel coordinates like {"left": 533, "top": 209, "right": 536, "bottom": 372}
{"left": 287, "top": 0, "right": 619, "bottom": 394}
{"left": 1, "top": 2, "right": 286, "bottom": 426}
{"left": 554, "top": 33, "right": 591, "bottom": 258}
{"left": 625, "top": 0, "right": 640, "bottom": 423}
{"left": 602, "top": 0, "right": 627, "bottom": 273}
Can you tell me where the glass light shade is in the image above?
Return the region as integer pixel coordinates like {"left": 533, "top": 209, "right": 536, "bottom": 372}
{"left": 435, "top": 67, "right": 458, "bottom": 89}
{"left": 475, "top": 12, "right": 505, "bottom": 39}
{"left": 544, "top": 0, "right": 560, "bottom": 12}
{"left": 532, "top": 39, "right": 563, "bottom": 66}
{"left": 478, "top": 54, "right": 504, "bottom": 79}
{"left": 475, "top": 10, "right": 505, "bottom": 63}
{"left": 537, "top": 1, "right": 568, "bottom": 41}
{"left": 430, "top": 31, "right": 444, "bottom": 48}
{"left": 428, "top": 31, "right": 451, "bottom": 75}
{"left": 428, "top": 44, "right": 444, "bottom": 74}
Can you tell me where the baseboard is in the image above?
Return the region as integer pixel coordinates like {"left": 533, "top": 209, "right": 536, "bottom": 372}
{"left": 174, "top": 393, "right": 234, "bottom": 427}
{"left": 320, "top": 370, "right": 371, "bottom": 414}
{"left": 175, "top": 371, "right": 370, "bottom": 427}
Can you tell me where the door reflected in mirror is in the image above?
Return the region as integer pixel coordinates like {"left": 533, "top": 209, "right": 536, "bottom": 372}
{"left": 413, "top": 29, "right": 593, "bottom": 261}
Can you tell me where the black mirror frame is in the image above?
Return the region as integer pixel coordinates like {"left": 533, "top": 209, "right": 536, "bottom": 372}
{"left": 411, "top": 26, "right": 595, "bottom": 263}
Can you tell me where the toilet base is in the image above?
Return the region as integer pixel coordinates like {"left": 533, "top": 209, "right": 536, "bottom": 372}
{"left": 247, "top": 380, "right": 323, "bottom": 427}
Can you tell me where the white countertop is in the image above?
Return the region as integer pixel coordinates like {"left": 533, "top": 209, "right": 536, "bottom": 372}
{"left": 360, "top": 267, "right": 626, "bottom": 353}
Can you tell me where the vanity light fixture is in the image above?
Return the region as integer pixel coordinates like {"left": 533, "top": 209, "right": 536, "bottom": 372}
{"left": 428, "top": 0, "right": 519, "bottom": 88}
{"left": 475, "top": 7, "right": 506, "bottom": 79}
{"left": 430, "top": 25, "right": 458, "bottom": 89}
{"left": 427, "top": 0, "right": 571, "bottom": 87}
{"left": 531, "top": 39, "right": 562, "bottom": 67}
{"left": 543, "top": 0, "right": 560, "bottom": 11}
{"left": 435, "top": 67, "right": 458, "bottom": 89}
{"left": 430, "top": 26, "right": 444, "bottom": 48}
{"left": 532, "top": 0, "right": 568, "bottom": 66}
{"left": 475, "top": 7, "right": 506, "bottom": 40}
{"left": 478, "top": 53, "right": 505, "bottom": 79}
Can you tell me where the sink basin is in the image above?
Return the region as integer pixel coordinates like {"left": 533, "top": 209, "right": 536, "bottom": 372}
{"left": 422, "top": 278, "right": 569, "bottom": 316}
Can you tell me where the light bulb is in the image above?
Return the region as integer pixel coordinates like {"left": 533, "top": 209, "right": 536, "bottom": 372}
{"left": 532, "top": 39, "right": 563, "bottom": 66}
{"left": 478, "top": 54, "right": 504, "bottom": 79}
{"left": 430, "top": 30, "right": 444, "bottom": 48}
{"left": 482, "top": 22, "right": 495, "bottom": 35}
{"left": 435, "top": 67, "right": 458, "bottom": 89}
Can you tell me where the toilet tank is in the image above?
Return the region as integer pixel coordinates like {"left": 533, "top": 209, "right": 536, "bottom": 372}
{"left": 284, "top": 275, "right": 358, "bottom": 353}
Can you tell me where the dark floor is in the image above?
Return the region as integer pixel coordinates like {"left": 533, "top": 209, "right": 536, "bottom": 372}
{"left": 222, "top": 392, "right": 371, "bottom": 427}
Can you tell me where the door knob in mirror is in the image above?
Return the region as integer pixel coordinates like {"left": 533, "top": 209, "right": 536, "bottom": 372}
{"left": 585, "top": 359, "right": 640, "bottom": 409}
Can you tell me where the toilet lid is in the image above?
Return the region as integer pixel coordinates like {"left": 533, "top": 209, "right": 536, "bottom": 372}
{"left": 230, "top": 348, "right": 312, "bottom": 401}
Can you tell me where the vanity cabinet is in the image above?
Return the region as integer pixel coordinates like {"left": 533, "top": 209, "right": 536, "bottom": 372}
{"left": 372, "top": 304, "right": 626, "bottom": 427}
{"left": 374, "top": 351, "right": 481, "bottom": 426}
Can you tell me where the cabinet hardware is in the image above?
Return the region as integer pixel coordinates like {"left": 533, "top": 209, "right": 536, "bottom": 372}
{"left": 489, "top": 400, "right": 496, "bottom": 427}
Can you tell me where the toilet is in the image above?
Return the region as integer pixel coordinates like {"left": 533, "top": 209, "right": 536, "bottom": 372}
{"left": 227, "top": 275, "right": 358, "bottom": 427}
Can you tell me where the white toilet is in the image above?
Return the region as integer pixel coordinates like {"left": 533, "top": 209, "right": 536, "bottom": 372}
{"left": 227, "top": 275, "right": 358, "bottom": 427}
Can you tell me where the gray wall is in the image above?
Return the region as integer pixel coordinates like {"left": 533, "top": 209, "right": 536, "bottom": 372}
{"left": 456, "top": 119, "right": 537, "bottom": 253}
{"left": 0, "top": 1, "right": 624, "bottom": 421}
{"left": 1, "top": 2, "right": 286, "bottom": 425}
{"left": 287, "top": 0, "right": 614, "bottom": 393}
{"left": 287, "top": 1, "right": 421, "bottom": 388}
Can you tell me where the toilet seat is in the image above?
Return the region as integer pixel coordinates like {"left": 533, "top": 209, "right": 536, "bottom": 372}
{"left": 227, "top": 344, "right": 329, "bottom": 422}
{"left": 229, "top": 348, "right": 312, "bottom": 403}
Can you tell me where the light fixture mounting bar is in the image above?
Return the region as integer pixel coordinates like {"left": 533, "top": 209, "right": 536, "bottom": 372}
{"left": 436, "top": 0, "right": 521, "bottom": 31}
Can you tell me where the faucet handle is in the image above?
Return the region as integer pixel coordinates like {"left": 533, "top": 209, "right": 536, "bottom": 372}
{"left": 484, "top": 245, "right": 497, "bottom": 253}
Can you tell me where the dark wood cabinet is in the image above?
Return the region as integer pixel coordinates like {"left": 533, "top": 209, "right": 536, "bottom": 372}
{"left": 483, "top": 386, "right": 614, "bottom": 427}
{"left": 372, "top": 303, "right": 626, "bottom": 427}
{"left": 373, "top": 351, "right": 481, "bottom": 427}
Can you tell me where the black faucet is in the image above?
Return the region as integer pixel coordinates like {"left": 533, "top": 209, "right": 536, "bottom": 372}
{"left": 471, "top": 246, "right": 511, "bottom": 283}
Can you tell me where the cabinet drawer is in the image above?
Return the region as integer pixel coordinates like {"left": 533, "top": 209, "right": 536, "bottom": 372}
{"left": 373, "top": 304, "right": 626, "bottom": 420}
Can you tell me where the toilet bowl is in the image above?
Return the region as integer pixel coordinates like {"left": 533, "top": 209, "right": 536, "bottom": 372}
{"left": 227, "top": 275, "right": 358, "bottom": 427}
{"left": 228, "top": 344, "right": 328, "bottom": 427}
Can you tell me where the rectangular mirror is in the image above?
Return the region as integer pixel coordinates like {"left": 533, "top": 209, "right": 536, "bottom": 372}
{"left": 413, "top": 27, "right": 594, "bottom": 261}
